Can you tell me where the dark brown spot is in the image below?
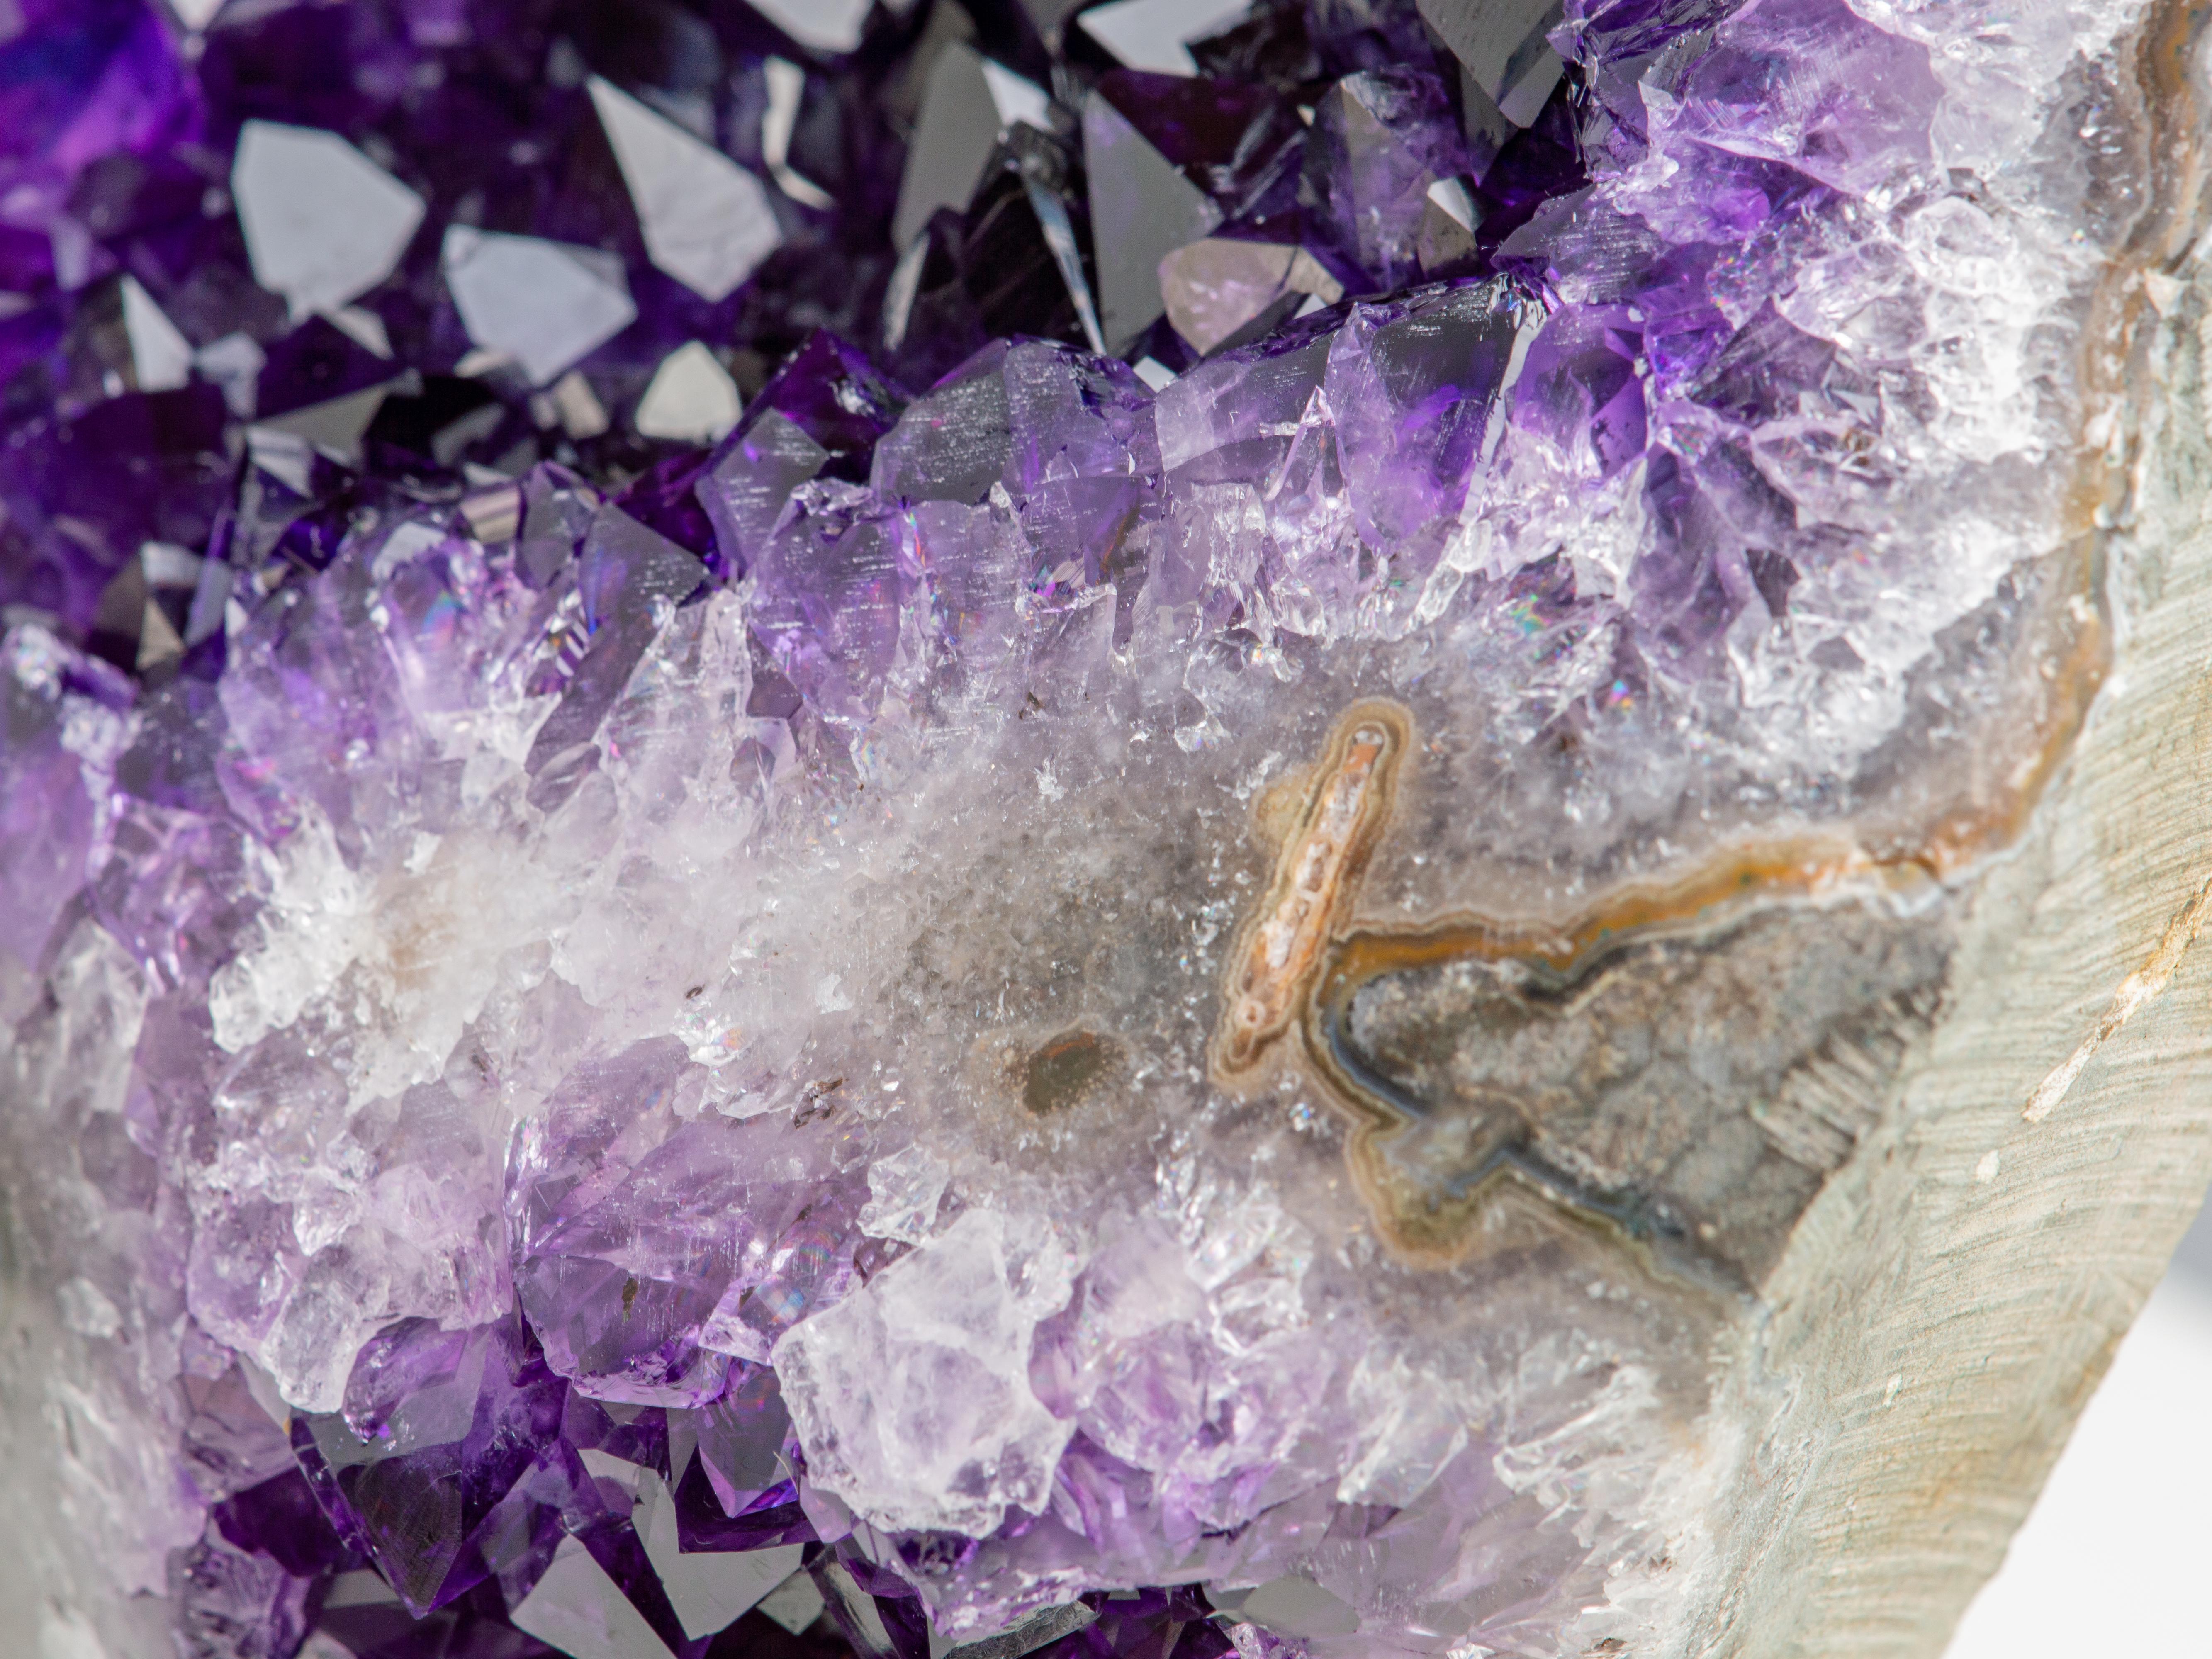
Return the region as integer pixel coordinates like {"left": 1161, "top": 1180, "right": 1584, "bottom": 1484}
{"left": 621, "top": 1276, "right": 639, "bottom": 1317}
{"left": 685, "top": 984, "right": 705, "bottom": 1000}
{"left": 1023, "top": 1030, "right": 1114, "bottom": 1115}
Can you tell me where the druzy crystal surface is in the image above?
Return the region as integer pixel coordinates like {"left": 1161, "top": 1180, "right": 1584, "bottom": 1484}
{"left": 0, "top": 0, "right": 2191, "bottom": 1656}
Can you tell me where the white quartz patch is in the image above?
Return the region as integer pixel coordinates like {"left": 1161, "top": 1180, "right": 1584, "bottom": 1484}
{"left": 441, "top": 226, "right": 637, "bottom": 387}
{"left": 233, "top": 122, "right": 426, "bottom": 316}
{"left": 589, "top": 77, "right": 784, "bottom": 303}
{"left": 857, "top": 1144, "right": 950, "bottom": 1244}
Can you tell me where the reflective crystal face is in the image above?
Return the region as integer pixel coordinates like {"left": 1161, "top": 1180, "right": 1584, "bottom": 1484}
{"left": 0, "top": 0, "right": 2196, "bottom": 1657}
{"left": 442, "top": 226, "right": 640, "bottom": 387}
{"left": 589, "top": 76, "right": 784, "bottom": 303}
{"left": 635, "top": 340, "right": 746, "bottom": 444}
{"left": 231, "top": 121, "right": 428, "bottom": 317}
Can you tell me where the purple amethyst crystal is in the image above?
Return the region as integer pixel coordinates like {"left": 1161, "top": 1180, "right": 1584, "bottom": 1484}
{"left": 508, "top": 1037, "right": 869, "bottom": 1400}
{"left": 294, "top": 1315, "right": 574, "bottom": 1616}
{"left": 1306, "top": 67, "right": 1474, "bottom": 291}
{"left": 0, "top": 0, "right": 2195, "bottom": 1655}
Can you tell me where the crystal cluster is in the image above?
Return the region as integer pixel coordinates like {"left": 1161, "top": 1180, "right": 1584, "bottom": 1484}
{"left": 0, "top": 0, "right": 2175, "bottom": 1656}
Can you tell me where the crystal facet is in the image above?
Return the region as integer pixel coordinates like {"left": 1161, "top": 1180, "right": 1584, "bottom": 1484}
{"left": 1083, "top": 92, "right": 1222, "bottom": 352}
{"left": 589, "top": 76, "right": 785, "bottom": 304}
{"left": 231, "top": 121, "right": 427, "bottom": 317}
{"left": 634, "top": 341, "right": 745, "bottom": 445}
{"left": 1079, "top": 0, "right": 1256, "bottom": 76}
{"left": 441, "top": 226, "right": 638, "bottom": 387}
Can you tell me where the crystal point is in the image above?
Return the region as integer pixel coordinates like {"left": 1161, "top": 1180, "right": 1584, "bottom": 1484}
{"left": 750, "top": 0, "right": 876, "bottom": 56}
{"left": 1158, "top": 239, "right": 1341, "bottom": 356}
{"left": 896, "top": 44, "right": 1010, "bottom": 253}
{"left": 119, "top": 274, "right": 192, "bottom": 393}
{"left": 1079, "top": 0, "right": 1255, "bottom": 75}
{"left": 635, "top": 342, "right": 743, "bottom": 445}
{"left": 589, "top": 76, "right": 784, "bottom": 303}
{"left": 442, "top": 226, "right": 638, "bottom": 387}
{"left": 1083, "top": 92, "right": 1221, "bottom": 351}
{"left": 1418, "top": 0, "right": 1564, "bottom": 129}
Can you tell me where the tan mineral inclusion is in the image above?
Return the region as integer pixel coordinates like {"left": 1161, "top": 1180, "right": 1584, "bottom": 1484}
{"left": 1217, "top": 701, "right": 1411, "bottom": 1078}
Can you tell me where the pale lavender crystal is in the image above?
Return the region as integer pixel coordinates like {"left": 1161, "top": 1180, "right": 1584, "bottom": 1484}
{"left": 171, "top": 1530, "right": 315, "bottom": 1659}
{"left": 0, "top": 633, "right": 129, "bottom": 1002}
{"left": 508, "top": 1037, "right": 869, "bottom": 1401}
{"left": 1671, "top": 0, "right": 1944, "bottom": 197}
{"left": 745, "top": 486, "right": 908, "bottom": 727}
{"left": 522, "top": 511, "right": 706, "bottom": 808}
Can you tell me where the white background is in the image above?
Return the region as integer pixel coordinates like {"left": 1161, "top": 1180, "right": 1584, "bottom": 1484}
{"left": 1945, "top": 1197, "right": 2212, "bottom": 1656}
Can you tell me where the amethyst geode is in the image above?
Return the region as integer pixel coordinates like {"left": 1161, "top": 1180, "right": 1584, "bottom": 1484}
{"left": 0, "top": 0, "right": 2195, "bottom": 1656}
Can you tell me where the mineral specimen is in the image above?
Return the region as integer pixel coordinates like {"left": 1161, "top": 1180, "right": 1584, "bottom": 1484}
{"left": 3, "top": 0, "right": 2211, "bottom": 1657}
